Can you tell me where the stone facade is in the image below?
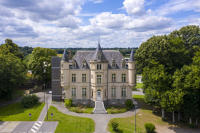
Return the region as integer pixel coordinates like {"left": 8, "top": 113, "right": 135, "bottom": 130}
{"left": 52, "top": 43, "right": 136, "bottom": 106}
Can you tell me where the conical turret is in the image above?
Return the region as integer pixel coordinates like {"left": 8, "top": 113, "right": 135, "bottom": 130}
{"left": 62, "top": 49, "right": 68, "bottom": 62}
{"left": 129, "top": 49, "right": 135, "bottom": 62}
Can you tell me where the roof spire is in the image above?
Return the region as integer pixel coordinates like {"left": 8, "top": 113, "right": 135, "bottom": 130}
{"left": 129, "top": 48, "right": 135, "bottom": 61}
{"left": 62, "top": 49, "right": 68, "bottom": 62}
{"left": 92, "top": 41, "right": 107, "bottom": 61}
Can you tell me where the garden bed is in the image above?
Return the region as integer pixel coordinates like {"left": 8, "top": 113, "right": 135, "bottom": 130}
{"left": 68, "top": 106, "right": 94, "bottom": 114}
{"left": 106, "top": 107, "right": 128, "bottom": 114}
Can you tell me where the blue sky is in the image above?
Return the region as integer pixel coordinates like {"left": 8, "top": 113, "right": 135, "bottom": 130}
{"left": 0, "top": 0, "right": 199, "bottom": 48}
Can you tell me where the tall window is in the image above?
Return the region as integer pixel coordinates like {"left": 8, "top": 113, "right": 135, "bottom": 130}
{"left": 97, "top": 64, "right": 101, "bottom": 70}
{"left": 97, "top": 75, "right": 101, "bottom": 84}
{"left": 121, "top": 87, "right": 126, "bottom": 97}
{"left": 72, "top": 88, "right": 76, "bottom": 97}
{"left": 82, "top": 88, "right": 86, "bottom": 97}
{"left": 112, "top": 59, "right": 116, "bottom": 68}
{"left": 122, "top": 59, "right": 126, "bottom": 68}
{"left": 72, "top": 74, "right": 76, "bottom": 82}
{"left": 112, "top": 74, "right": 116, "bottom": 82}
{"left": 122, "top": 74, "right": 126, "bottom": 83}
{"left": 111, "top": 87, "right": 116, "bottom": 97}
{"left": 82, "top": 74, "right": 86, "bottom": 83}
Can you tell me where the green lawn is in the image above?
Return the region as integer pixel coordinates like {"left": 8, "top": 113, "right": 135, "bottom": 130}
{"left": 106, "top": 107, "right": 128, "bottom": 114}
{"left": 68, "top": 106, "right": 93, "bottom": 114}
{"left": 45, "top": 106, "right": 95, "bottom": 133}
{"left": 136, "top": 83, "right": 143, "bottom": 89}
{"left": 0, "top": 102, "right": 44, "bottom": 121}
{"left": 133, "top": 95, "right": 145, "bottom": 99}
{"left": 108, "top": 95, "right": 169, "bottom": 133}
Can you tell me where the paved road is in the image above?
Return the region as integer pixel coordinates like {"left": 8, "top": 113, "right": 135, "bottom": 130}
{"left": 52, "top": 100, "right": 139, "bottom": 133}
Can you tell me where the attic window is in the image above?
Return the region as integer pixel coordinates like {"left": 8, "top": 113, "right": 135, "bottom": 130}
{"left": 112, "top": 59, "right": 116, "bottom": 68}
{"left": 82, "top": 59, "right": 87, "bottom": 68}
{"left": 122, "top": 59, "right": 126, "bottom": 68}
{"left": 72, "top": 60, "right": 76, "bottom": 69}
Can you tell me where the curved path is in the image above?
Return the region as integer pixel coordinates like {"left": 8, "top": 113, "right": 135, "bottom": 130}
{"left": 52, "top": 102, "right": 139, "bottom": 133}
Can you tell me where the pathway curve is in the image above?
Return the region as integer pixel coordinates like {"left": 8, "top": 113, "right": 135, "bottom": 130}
{"left": 52, "top": 101, "right": 139, "bottom": 133}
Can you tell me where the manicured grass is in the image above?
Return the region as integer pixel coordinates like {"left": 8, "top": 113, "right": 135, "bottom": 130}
{"left": 0, "top": 102, "right": 44, "bottom": 121}
{"left": 133, "top": 95, "right": 145, "bottom": 99}
{"left": 136, "top": 83, "right": 143, "bottom": 89}
{"left": 106, "top": 107, "right": 128, "bottom": 114}
{"left": 46, "top": 106, "right": 95, "bottom": 133}
{"left": 108, "top": 95, "right": 168, "bottom": 133}
{"left": 68, "top": 106, "right": 94, "bottom": 114}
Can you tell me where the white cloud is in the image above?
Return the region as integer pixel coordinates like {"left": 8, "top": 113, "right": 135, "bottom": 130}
{"left": 156, "top": 0, "right": 200, "bottom": 16}
{"left": 123, "top": 0, "right": 145, "bottom": 15}
{"left": 89, "top": 12, "right": 131, "bottom": 29}
{"left": 89, "top": 0, "right": 103, "bottom": 4}
{"left": 0, "top": 0, "right": 199, "bottom": 48}
{"left": 56, "top": 16, "right": 82, "bottom": 29}
{"left": 0, "top": 0, "right": 84, "bottom": 21}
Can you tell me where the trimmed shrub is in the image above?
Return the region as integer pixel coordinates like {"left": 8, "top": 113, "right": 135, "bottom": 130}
{"left": 65, "top": 99, "right": 72, "bottom": 108}
{"left": 21, "top": 95, "right": 39, "bottom": 108}
{"left": 111, "top": 121, "right": 119, "bottom": 131}
{"left": 189, "top": 124, "right": 198, "bottom": 128}
{"left": 125, "top": 99, "right": 134, "bottom": 109}
{"left": 145, "top": 123, "right": 156, "bottom": 133}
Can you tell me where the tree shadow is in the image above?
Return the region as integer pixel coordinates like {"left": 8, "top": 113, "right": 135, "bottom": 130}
{"left": 168, "top": 126, "right": 200, "bottom": 133}
{"left": 113, "top": 129, "right": 123, "bottom": 133}
{"left": 0, "top": 102, "right": 41, "bottom": 118}
{"left": 134, "top": 98, "right": 153, "bottom": 110}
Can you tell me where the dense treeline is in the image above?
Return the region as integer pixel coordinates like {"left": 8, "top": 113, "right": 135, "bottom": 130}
{"left": 135, "top": 25, "right": 200, "bottom": 126}
{"left": 0, "top": 39, "right": 57, "bottom": 99}
{"left": 0, "top": 39, "right": 26, "bottom": 99}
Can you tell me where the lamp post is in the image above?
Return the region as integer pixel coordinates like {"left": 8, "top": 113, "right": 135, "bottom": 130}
{"left": 43, "top": 61, "right": 48, "bottom": 120}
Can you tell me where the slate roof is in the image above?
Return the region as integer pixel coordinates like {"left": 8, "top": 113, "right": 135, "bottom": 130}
{"left": 72, "top": 50, "right": 125, "bottom": 69}
{"left": 91, "top": 43, "right": 107, "bottom": 62}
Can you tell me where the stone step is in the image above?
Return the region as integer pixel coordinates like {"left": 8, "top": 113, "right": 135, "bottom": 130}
{"left": 93, "top": 101, "right": 107, "bottom": 114}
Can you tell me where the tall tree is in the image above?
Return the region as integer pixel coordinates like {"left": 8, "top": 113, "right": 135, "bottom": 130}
{"left": 28, "top": 47, "right": 57, "bottom": 85}
{"left": 0, "top": 39, "right": 24, "bottom": 59}
{"left": 0, "top": 53, "right": 26, "bottom": 99}
{"left": 135, "top": 25, "right": 200, "bottom": 124}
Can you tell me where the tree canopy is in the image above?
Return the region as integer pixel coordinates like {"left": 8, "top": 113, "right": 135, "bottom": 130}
{"left": 135, "top": 25, "right": 200, "bottom": 125}
{"left": 0, "top": 39, "right": 26, "bottom": 99}
{"left": 28, "top": 47, "right": 57, "bottom": 85}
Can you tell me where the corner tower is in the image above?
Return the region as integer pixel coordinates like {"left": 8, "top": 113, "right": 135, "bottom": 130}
{"left": 128, "top": 49, "right": 136, "bottom": 88}
{"left": 60, "top": 49, "right": 70, "bottom": 99}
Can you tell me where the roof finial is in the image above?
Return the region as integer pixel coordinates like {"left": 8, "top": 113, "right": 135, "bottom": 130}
{"left": 62, "top": 49, "right": 68, "bottom": 62}
{"left": 98, "top": 35, "right": 100, "bottom": 45}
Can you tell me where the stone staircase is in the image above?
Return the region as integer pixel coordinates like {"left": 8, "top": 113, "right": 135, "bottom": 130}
{"left": 93, "top": 101, "right": 107, "bottom": 114}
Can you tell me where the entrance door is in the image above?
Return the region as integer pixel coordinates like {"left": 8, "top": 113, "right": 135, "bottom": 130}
{"left": 96, "top": 90, "right": 101, "bottom": 101}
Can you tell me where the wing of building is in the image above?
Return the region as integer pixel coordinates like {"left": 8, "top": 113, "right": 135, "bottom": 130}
{"left": 51, "top": 43, "right": 136, "bottom": 108}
